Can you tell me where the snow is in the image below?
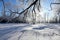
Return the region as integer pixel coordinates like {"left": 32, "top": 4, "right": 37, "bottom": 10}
{"left": 0, "top": 23, "right": 60, "bottom": 40}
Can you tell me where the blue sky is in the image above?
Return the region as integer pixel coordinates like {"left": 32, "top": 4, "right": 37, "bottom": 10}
{"left": 0, "top": 0, "right": 53, "bottom": 10}
{"left": 0, "top": 0, "right": 54, "bottom": 17}
{"left": 41, "top": 0, "right": 54, "bottom": 11}
{"left": 40, "top": 0, "right": 54, "bottom": 18}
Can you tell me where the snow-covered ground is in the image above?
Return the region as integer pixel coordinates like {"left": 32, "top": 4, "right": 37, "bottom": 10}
{"left": 0, "top": 23, "right": 60, "bottom": 40}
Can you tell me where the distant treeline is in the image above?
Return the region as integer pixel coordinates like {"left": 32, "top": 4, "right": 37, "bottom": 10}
{"left": 0, "top": 17, "right": 26, "bottom": 23}
{"left": 0, "top": 17, "right": 60, "bottom": 23}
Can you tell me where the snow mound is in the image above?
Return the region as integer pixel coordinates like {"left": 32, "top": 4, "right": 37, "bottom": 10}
{"left": 19, "top": 27, "right": 60, "bottom": 40}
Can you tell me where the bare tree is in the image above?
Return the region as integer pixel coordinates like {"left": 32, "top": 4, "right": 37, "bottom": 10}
{"left": 50, "top": 0, "right": 60, "bottom": 23}
{"left": 1, "top": 0, "right": 6, "bottom": 17}
{"left": 0, "top": 0, "right": 41, "bottom": 23}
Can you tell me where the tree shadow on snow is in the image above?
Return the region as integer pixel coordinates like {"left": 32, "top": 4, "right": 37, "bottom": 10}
{"left": 0, "top": 24, "right": 32, "bottom": 37}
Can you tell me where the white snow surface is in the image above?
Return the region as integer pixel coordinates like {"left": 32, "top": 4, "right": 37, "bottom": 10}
{"left": 0, "top": 23, "right": 60, "bottom": 40}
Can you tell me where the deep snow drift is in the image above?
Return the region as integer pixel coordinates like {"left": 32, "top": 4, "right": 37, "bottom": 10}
{"left": 0, "top": 23, "right": 60, "bottom": 40}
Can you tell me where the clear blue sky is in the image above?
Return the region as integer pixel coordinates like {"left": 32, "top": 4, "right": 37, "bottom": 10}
{"left": 0, "top": 0, "right": 53, "bottom": 10}
{"left": 0, "top": 0, "right": 54, "bottom": 17}
{"left": 41, "top": 0, "right": 54, "bottom": 11}
{"left": 41, "top": 0, "right": 54, "bottom": 18}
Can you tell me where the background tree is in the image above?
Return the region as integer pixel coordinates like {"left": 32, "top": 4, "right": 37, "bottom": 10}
{"left": 50, "top": 0, "right": 60, "bottom": 23}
